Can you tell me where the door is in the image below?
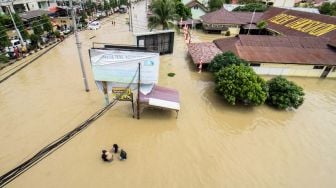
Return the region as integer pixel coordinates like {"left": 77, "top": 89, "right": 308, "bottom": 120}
{"left": 320, "top": 66, "right": 332, "bottom": 78}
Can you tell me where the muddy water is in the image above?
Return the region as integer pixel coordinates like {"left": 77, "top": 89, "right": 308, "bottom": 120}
{"left": 1, "top": 14, "right": 336, "bottom": 188}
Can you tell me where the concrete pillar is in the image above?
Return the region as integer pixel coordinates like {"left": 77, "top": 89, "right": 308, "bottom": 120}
{"left": 24, "top": 3, "right": 29, "bottom": 11}
{"left": 9, "top": 4, "right": 15, "bottom": 13}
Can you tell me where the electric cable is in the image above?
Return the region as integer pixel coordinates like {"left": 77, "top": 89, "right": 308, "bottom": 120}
{"left": 0, "top": 64, "right": 139, "bottom": 187}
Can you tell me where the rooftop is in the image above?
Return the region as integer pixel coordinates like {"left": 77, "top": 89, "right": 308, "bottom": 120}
{"left": 200, "top": 8, "right": 263, "bottom": 24}
{"left": 20, "top": 10, "right": 51, "bottom": 21}
{"left": 261, "top": 7, "right": 336, "bottom": 40}
{"left": 187, "top": 42, "right": 222, "bottom": 64}
{"left": 189, "top": 35, "right": 336, "bottom": 66}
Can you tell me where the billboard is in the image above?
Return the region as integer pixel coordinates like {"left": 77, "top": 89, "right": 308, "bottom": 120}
{"left": 134, "top": 30, "right": 175, "bottom": 55}
{"left": 89, "top": 49, "right": 160, "bottom": 84}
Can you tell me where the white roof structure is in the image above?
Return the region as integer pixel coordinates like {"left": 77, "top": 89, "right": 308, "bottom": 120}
{"left": 278, "top": 6, "right": 320, "bottom": 14}
{"left": 223, "top": 4, "right": 243, "bottom": 12}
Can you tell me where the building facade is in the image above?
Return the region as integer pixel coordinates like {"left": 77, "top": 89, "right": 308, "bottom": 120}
{"left": 0, "top": 0, "right": 58, "bottom": 14}
{"left": 185, "top": 0, "right": 208, "bottom": 20}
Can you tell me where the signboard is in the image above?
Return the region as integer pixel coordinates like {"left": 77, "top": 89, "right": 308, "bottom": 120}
{"left": 111, "top": 87, "right": 132, "bottom": 101}
{"left": 268, "top": 13, "right": 336, "bottom": 36}
{"left": 134, "top": 30, "right": 175, "bottom": 55}
{"left": 89, "top": 49, "right": 160, "bottom": 84}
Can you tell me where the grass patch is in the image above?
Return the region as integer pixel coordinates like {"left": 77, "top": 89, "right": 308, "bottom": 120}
{"left": 168, "top": 72, "right": 176, "bottom": 77}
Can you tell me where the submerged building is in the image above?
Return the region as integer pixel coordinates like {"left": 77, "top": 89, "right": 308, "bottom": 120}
{"left": 188, "top": 7, "right": 336, "bottom": 78}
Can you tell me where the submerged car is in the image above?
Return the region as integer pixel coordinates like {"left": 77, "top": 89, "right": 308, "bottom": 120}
{"left": 88, "top": 21, "right": 101, "bottom": 30}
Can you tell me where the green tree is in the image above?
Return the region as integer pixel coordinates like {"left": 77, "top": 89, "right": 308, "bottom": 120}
{"left": 13, "top": 14, "right": 29, "bottom": 40}
{"left": 0, "top": 23, "right": 10, "bottom": 48}
{"left": 0, "top": 14, "right": 12, "bottom": 27}
{"left": 209, "top": 0, "right": 224, "bottom": 11}
{"left": 41, "top": 14, "right": 53, "bottom": 33}
{"left": 79, "top": 11, "right": 88, "bottom": 26}
{"left": 256, "top": 20, "right": 267, "bottom": 34}
{"left": 266, "top": 76, "right": 305, "bottom": 109}
{"left": 97, "top": 3, "right": 103, "bottom": 11}
{"left": 85, "top": 0, "right": 97, "bottom": 16}
{"left": 232, "top": 3, "right": 267, "bottom": 12}
{"left": 103, "top": 0, "right": 111, "bottom": 15}
{"left": 208, "top": 51, "right": 248, "bottom": 72}
{"left": 214, "top": 64, "right": 267, "bottom": 105}
{"left": 32, "top": 20, "right": 44, "bottom": 36}
{"left": 109, "top": 0, "right": 117, "bottom": 9}
{"left": 148, "top": 0, "right": 178, "bottom": 30}
{"left": 30, "top": 34, "right": 39, "bottom": 49}
{"left": 175, "top": 0, "right": 192, "bottom": 20}
{"left": 319, "top": 2, "right": 336, "bottom": 16}
{"left": 0, "top": 54, "right": 9, "bottom": 63}
{"left": 237, "top": 0, "right": 261, "bottom": 4}
{"left": 119, "top": 0, "right": 128, "bottom": 6}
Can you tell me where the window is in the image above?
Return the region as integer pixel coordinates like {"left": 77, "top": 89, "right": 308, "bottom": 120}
{"left": 250, "top": 63, "right": 260, "bottom": 67}
{"left": 313, "top": 65, "right": 324, "bottom": 69}
{"left": 332, "top": 67, "right": 336, "bottom": 72}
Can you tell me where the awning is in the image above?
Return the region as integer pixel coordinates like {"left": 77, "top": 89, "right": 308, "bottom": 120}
{"left": 242, "top": 24, "right": 259, "bottom": 30}
{"left": 20, "top": 10, "right": 51, "bottom": 21}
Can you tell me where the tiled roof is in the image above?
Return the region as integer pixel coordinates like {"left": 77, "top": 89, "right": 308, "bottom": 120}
{"left": 187, "top": 42, "right": 222, "bottom": 64}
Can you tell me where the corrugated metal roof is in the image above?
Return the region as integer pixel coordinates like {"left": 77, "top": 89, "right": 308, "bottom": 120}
{"left": 201, "top": 8, "right": 247, "bottom": 24}
{"left": 214, "top": 35, "right": 336, "bottom": 65}
{"left": 261, "top": 7, "right": 336, "bottom": 40}
{"left": 20, "top": 10, "right": 51, "bottom": 20}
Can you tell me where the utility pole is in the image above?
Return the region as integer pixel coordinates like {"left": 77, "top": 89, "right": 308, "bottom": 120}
{"left": 129, "top": 0, "right": 133, "bottom": 32}
{"left": 247, "top": 9, "right": 256, "bottom": 35}
{"left": 70, "top": 0, "right": 90, "bottom": 92}
{"left": 7, "top": 1, "right": 24, "bottom": 45}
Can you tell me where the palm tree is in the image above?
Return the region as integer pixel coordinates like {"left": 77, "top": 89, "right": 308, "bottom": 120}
{"left": 256, "top": 20, "right": 267, "bottom": 35}
{"left": 148, "top": 0, "right": 178, "bottom": 30}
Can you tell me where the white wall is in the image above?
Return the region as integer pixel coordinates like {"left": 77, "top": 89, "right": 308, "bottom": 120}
{"left": 251, "top": 63, "right": 330, "bottom": 78}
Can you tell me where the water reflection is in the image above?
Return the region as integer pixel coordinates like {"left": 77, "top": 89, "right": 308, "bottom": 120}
{"left": 201, "top": 84, "right": 296, "bottom": 134}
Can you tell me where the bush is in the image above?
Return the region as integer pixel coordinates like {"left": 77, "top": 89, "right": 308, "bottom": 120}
{"left": 208, "top": 51, "right": 248, "bottom": 72}
{"left": 225, "top": 30, "right": 230, "bottom": 36}
{"left": 168, "top": 72, "right": 176, "bottom": 77}
{"left": 266, "top": 76, "right": 304, "bottom": 109}
{"left": 54, "top": 30, "right": 61, "bottom": 38}
{"left": 319, "top": 2, "right": 336, "bottom": 16}
{"left": 30, "top": 34, "right": 39, "bottom": 49}
{"left": 233, "top": 3, "right": 268, "bottom": 12}
{"left": 214, "top": 64, "right": 267, "bottom": 105}
{"left": 0, "top": 54, "right": 9, "bottom": 63}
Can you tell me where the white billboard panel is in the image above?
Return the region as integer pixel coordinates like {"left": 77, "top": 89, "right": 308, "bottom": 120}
{"left": 89, "top": 49, "right": 160, "bottom": 84}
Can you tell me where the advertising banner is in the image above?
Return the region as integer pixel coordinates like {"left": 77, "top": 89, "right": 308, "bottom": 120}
{"left": 89, "top": 49, "right": 160, "bottom": 84}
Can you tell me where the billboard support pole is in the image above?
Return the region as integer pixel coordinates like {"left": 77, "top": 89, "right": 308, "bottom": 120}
{"left": 137, "top": 62, "right": 141, "bottom": 119}
{"left": 102, "top": 81, "right": 109, "bottom": 106}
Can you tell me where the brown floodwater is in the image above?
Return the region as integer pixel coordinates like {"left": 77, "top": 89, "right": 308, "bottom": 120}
{"left": 1, "top": 13, "right": 336, "bottom": 188}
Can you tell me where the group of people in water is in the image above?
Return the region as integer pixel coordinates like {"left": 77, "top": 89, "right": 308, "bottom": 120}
{"left": 101, "top": 144, "right": 127, "bottom": 162}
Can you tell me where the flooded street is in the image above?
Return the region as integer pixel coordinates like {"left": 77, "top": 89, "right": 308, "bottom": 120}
{"left": 1, "top": 12, "right": 336, "bottom": 188}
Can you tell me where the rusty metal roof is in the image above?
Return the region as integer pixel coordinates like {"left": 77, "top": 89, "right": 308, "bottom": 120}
{"left": 261, "top": 7, "right": 336, "bottom": 40}
{"left": 214, "top": 35, "right": 336, "bottom": 65}
{"left": 201, "top": 8, "right": 247, "bottom": 24}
